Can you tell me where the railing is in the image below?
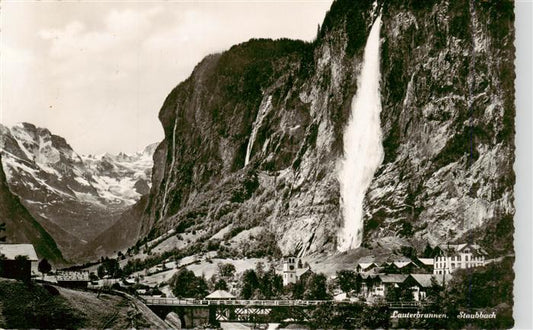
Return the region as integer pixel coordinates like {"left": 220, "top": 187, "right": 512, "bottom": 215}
{"left": 142, "top": 297, "right": 431, "bottom": 309}
{"left": 387, "top": 301, "right": 429, "bottom": 308}
{"left": 142, "top": 297, "right": 334, "bottom": 307}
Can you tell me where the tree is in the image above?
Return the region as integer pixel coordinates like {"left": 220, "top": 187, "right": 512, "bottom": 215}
{"left": 443, "top": 257, "right": 514, "bottom": 309}
{"left": 255, "top": 261, "right": 265, "bottom": 277}
{"left": 309, "top": 303, "right": 365, "bottom": 329}
{"left": 336, "top": 270, "right": 358, "bottom": 293}
{"left": 240, "top": 269, "right": 259, "bottom": 299}
{"left": 89, "top": 272, "right": 99, "bottom": 282}
{"left": 423, "top": 243, "right": 434, "bottom": 258}
{"left": 97, "top": 265, "right": 106, "bottom": 278}
{"left": 400, "top": 246, "right": 417, "bottom": 259}
{"left": 308, "top": 303, "right": 336, "bottom": 328}
{"left": 169, "top": 268, "right": 208, "bottom": 298}
{"left": 417, "top": 258, "right": 515, "bottom": 329}
{"left": 303, "top": 273, "right": 330, "bottom": 300}
{"left": 426, "top": 276, "right": 444, "bottom": 302}
{"left": 214, "top": 278, "right": 228, "bottom": 291}
{"left": 217, "top": 263, "right": 236, "bottom": 279}
{"left": 15, "top": 255, "right": 29, "bottom": 261}
{"left": 258, "top": 267, "right": 283, "bottom": 299}
{"left": 97, "top": 257, "right": 122, "bottom": 278}
{"left": 361, "top": 302, "right": 391, "bottom": 328}
{"left": 382, "top": 263, "right": 400, "bottom": 274}
{"left": 38, "top": 258, "right": 52, "bottom": 280}
{"left": 432, "top": 246, "right": 443, "bottom": 258}
{"left": 285, "top": 280, "right": 305, "bottom": 300}
{"left": 386, "top": 283, "right": 413, "bottom": 302}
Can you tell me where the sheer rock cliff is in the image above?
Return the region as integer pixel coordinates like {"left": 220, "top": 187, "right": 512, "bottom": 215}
{"left": 139, "top": 0, "right": 515, "bottom": 257}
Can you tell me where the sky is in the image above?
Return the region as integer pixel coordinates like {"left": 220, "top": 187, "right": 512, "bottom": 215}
{"left": 0, "top": 0, "right": 333, "bottom": 155}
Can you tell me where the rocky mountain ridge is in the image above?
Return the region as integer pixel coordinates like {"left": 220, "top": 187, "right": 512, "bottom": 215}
{"left": 135, "top": 0, "right": 514, "bottom": 258}
{"left": 0, "top": 154, "right": 65, "bottom": 264}
{"left": 0, "top": 122, "right": 157, "bottom": 261}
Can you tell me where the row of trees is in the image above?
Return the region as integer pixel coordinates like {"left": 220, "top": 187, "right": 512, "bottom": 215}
{"left": 240, "top": 266, "right": 283, "bottom": 299}
{"left": 236, "top": 262, "right": 330, "bottom": 300}
{"left": 168, "top": 262, "right": 237, "bottom": 299}
{"left": 166, "top": 261, "right": 331, "bottom": 301}
{"left": 169, "top": 268, "right": 209, "bottom": 299}
{"left": 97, "top": 257, "right": 122, "bottom": 278}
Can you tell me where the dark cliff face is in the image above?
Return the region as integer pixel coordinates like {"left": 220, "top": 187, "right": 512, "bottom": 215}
{"left": 0, "top": 155, "right": 65, "bottom": 264}
{"left": 141, "top": 0, "right": 514, "bottom": 256}
{"left": 366, "top": 0, "right": 515, "bottom": 251}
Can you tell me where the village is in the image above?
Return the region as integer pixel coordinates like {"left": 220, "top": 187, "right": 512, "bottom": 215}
{"left": 0, "top": 241, "right": 488, "bottom": 305}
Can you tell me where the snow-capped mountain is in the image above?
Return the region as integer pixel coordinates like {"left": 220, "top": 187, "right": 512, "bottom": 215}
{"left": 0, "top": 122, "right": 157, "bottom": 261}
{"left": 0, "top": 153, "right": 65, "bottom": 265}
{"left": 81, "top": 144, "right": 157, "bottom": 205}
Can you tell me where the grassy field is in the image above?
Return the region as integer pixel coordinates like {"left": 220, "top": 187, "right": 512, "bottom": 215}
{"left": 186, "top": 257, "right": 269, "bottom": 279}
{"left": 305, "top": 246, "right": 395, "bottom": 276}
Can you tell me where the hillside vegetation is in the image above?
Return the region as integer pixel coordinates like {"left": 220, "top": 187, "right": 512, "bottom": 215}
{"left": 0, "top": 279, "right": 153, "bottom": 328}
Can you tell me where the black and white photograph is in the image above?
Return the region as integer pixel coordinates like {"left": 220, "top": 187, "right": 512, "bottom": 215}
{"left": 0, "top": 0, "right": 528, "bottom": 328}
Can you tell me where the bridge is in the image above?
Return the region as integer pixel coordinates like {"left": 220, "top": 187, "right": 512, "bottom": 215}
{"left": 143, "top": 297, "right": 339, "bottom": 327}
{"left": 143, "top": 297, "right": 332, "bottom": 307}
{"left": 142, "top": 297, "right": 429, "bottom": 328}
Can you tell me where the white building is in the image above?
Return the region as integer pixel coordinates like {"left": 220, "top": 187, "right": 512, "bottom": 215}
{"left": 281, "top": 257, "right": 311, "bottom": 286}
{"left": 433, "top": 243, "right": 487, "bottom": 275}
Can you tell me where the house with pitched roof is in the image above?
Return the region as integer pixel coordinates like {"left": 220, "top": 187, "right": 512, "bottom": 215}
{"left": 371, "top": 274, "right": 408, "bottom": 297}
{"left": 355, "top": 261, "right": 381, "bottom": 274}
{"left": 0, "top": 244, "right": 39, "bottom": 281}
{"left": 404, "top": 274, "right": 450, "bottom": 301}
{"left": 414, "top": 257, "right": 435, "bottom": 273}
{"left": 382, "top": 260, "right": 420, "bottom": 274}
{"left": 205, "top": 289, "right": 236, "bottom": 300}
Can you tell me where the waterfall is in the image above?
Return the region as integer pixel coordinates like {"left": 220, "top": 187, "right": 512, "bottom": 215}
{"left": 244, "top": 96, "right": 272, "bottom": 167}
{"left": 337, "top": 14, "right": 383, "bottom": 252}
{"left": 161, "top": 117, "right": 178, "bottom": 220}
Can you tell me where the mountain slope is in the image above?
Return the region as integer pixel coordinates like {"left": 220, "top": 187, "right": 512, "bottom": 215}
{"left": 136, "top": 0, "right": 514, "bottom": 258}
{"left": 0, "top": 123, "right": 156, "bottom": 261}
{"left": 0, "top": 154, "right": 65, "bottom": 264}
{"left": 81, "top": 195, "right": 149, "bottom": 258}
